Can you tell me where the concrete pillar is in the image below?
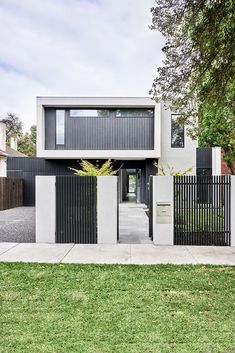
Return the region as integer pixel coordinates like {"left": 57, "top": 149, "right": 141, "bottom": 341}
{"left": 97, "top": 176, "right": 117, "bottom": 244}
{"left": 152, "top": 176, "right": 174, "bottom": 245}
{"left": 231, "top": 176, "right": 235, "bottom": 246}
{"left": 36, "top": 176, "right": 56, "bottom": 243}
{"left": 212, "top": 147, "right": 221, "bottom": 175}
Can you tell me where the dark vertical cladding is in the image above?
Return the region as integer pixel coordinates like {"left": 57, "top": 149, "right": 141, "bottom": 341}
{"left": 56, "top": 176, "right": 97, "bottom": 244}
{"left": 174, "top": 176, "right": 231, "bottom": 246}
{"left": 44, "top": 108, "right": 154, "bottom": 150}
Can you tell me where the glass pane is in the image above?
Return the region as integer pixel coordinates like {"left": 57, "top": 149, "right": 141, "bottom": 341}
{"left": 171, "top": 115, "right": 184, "bottom": 148}
{"left": 56, "top": 110, "right": 65, "bottom": 145}
{"left": 116, "top": 109, "right": 154, "bottom": 117}
{"left": 70, "top": 109, "right": 109, "bottom": 117}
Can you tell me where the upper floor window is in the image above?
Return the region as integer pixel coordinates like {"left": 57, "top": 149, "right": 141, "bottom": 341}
{"left": 171, "top": 114, "right": 184, "bottom": 148}
{"left": 116, "top": 109, "right": 154, "bottom": 118}
{"left": 56, "top": 110, "right": 65, "bottom": 145}
{"left": 70, "top": 108, "right": 154, "bottom": 118}
{"left": 70, "top": 109, "right": 109, "bottom": 117}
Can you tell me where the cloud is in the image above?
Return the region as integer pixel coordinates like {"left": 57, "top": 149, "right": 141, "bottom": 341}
{"left": 0, "top": 0, "right": 164, "bottom": 130}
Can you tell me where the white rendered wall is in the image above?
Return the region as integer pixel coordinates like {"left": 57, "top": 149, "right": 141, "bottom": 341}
{"left": 212, "top": 147, "right": 221, "bottom": 175}
{"left": 0, "top": 122, "right": 6, "bottom": 151}
{"left": 231, "top": 176, "right": 235, "bottom": 246}
{"left": 152, "top": 176, "right": 174, "bottom": 245}
{"left": 97, "top": 176, "right": 117, "bottom": 244}
{"left": 0, "top": 157, "right": 7, "bottom": 177}
{"left": 36, "top": 176, "right": 56, "bottom": 243}
{"left": 159, "top": 106, "right": 198, "bottom": 174}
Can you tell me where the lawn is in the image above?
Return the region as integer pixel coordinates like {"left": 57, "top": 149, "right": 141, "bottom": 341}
{"left": 0, "top": 263, "right": 234, "bottom": 353}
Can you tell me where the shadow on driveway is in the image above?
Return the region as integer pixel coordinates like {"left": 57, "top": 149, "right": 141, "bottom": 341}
{"left": 0, "top": 207, "right": 35, "bottom": 242}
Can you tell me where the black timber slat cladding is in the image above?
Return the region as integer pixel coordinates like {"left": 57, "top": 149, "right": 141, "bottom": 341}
{"left": 44, "top": 108, "right": 154, "bottom": 150}
{"left": 56, "top": 176, "right": 97, "bottom": 244}
{"left": 148, "top": 176, "right": 153, "bottom": 239}
{"left": 174, "top": 176, "right": 231, "bottom": 246}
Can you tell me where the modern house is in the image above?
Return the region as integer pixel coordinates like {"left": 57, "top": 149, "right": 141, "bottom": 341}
{"left": 35, "top": 96, "right": 198, "bottom": 204}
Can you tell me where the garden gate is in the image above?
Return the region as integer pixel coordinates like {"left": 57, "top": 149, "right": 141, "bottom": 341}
{"left": 56, "top": 176, "right": 97, "bottom": 243}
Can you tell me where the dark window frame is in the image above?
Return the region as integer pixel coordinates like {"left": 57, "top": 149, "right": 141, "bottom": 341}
{"left": 171, "top": 114, "right": 185, "bottom": 148}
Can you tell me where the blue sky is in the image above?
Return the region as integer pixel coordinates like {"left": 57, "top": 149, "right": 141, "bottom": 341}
{"left": 0, "top": 0, "right": 164, "bottom": 130}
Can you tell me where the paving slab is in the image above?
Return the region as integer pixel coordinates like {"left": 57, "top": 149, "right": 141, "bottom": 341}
{"left": 0, "top": 242, "right": 18, "bottom": 255}
{"left": 0, "top": 243, "right": 73, "bottom": 263}
{"left": 130, "top": 245, "right": 198, "bottom": 264}
{"left": 187, "top": 246, "right": 235, "bottom": 265}
{"left": 62, "top": 244, "right": 131, "bottom": 264}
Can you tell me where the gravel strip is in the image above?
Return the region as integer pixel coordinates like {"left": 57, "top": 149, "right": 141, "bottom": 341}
{"left": 0, "top": 207, "right": 35, "bottom": 242}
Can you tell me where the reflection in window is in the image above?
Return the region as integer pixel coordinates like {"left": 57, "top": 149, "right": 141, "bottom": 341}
{"left": 116, "top": 109, "right": 154, "bottom": 118}
{"left": 56, "top": 110, "right": 65, "bottom": 145}
{"left": 70, "top": 109, "right": 109, "bottom": 117}
{"left": 171, "top": 115, "right": 184, "bottom": 148}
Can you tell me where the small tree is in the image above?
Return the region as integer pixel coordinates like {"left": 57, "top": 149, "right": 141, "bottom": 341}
{"left": 154, "top": 162, "right": 192, "bottom": 176}
{"left": 69, "top": 159, "right": 120, "bottom": 176}
{"left": 0, "top": 113, "right": 23, "bottom": 142}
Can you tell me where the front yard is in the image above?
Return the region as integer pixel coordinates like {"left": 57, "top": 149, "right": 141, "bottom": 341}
{"left": 0, "top": 263, "right": 234, "bottom": 353}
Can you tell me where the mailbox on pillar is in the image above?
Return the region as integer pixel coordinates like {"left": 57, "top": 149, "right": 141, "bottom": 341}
{"left": 156, "top": 202, "right": 172, "bottom": 224}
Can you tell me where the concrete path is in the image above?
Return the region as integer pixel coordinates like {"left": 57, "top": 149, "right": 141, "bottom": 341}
{"left": 119, "top": 203, "right": 152, "bottom": 244}
{"left": 0, "top": 243, "right": 235, "bottom": 265}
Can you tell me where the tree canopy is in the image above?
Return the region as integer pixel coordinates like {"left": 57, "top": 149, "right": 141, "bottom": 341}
{"left": 150, "top": 0, "right": 235, "bottom": 173}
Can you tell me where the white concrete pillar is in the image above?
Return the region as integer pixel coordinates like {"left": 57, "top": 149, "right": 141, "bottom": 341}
{"left": 0, "top": 122, "right": 6, "bottom": 151}
{"left": 152, "top": 176, "right": 174, "bottom": 245}
{"left": 36, "top": 176, "right": 56, "bottom": 243}
{"left": 97, "top": 176, "right": 117, "bottom": 244}
{"left": 212, "top": 147, "right": 221, "bottom": 175}
{"left": 231, "top": 176, "right": 235, "bottom": 246}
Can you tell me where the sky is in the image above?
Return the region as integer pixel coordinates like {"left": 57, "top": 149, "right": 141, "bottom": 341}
{"left": 0, "top": 0, "right": 164, "bottom": 131}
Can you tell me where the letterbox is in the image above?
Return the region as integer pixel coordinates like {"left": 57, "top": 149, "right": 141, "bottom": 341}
{"left": 156, "top": 202, "right": 172, "bottom": 224}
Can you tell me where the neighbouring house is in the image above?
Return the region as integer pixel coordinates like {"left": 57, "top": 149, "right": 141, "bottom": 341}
{"left": 0, "top": 122, "right": 27, "bottom": 177}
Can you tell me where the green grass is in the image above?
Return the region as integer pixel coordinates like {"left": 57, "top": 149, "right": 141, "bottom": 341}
{"left": 0, "top": 263, "right": 235, "bottom": 353}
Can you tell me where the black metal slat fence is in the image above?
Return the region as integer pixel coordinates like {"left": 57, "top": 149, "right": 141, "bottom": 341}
{"left": 174, "top": 176, "right": 231, "bottom": 246}
{"left": 56, "top": 176, "right": 97, "bottom": 243}
{"left": 149, "top": 176, "right": 153, "bottom": 240}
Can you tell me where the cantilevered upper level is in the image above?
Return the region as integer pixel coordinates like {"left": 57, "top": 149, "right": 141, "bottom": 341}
{"left": 36, "top": 97, "right": 161, "bottom": 159}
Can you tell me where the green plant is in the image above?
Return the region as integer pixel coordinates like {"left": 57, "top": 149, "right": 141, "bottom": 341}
{"left": 154, "top": 162, "right": 193, "bottom": 176}
{"left": 69, "top": 159, "right": 120, "bottom": 176}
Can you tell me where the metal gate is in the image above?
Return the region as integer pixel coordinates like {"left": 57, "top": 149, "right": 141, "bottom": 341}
{"left": 174, "top": 176, "right": 231, "bottom": 246}
{"left": 56, "top": 176, "right": 97, "bottom": 243}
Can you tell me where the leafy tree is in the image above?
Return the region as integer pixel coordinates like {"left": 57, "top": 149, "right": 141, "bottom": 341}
{"left": 154, "top": 162, "right": 192, "bottom": 176}
{"left": 0, "top": 113, "right": 23, "bottom": 141}
{"left": 17, "top": 127, "right": 36, "bottom": 157}
{"left": 150, "top": 0, "right": 235, "bottom": 173}
{"left": 69, "top": 159, "right": 120, "bottom": 176}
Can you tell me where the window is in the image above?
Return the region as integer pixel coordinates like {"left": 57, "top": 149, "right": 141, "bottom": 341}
{"left": 56, "top": 110, "right": 65, "bottom": 145}
{"left": 70, "top": 109, "right": 109, "bottom": 117}
{"left": 116, "top": 109, "right": 154, "bottom": 118}
{"left": 171, "top": 114, "right": 184, "bottom": 148}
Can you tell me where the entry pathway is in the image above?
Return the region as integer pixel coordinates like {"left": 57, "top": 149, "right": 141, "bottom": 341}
{"left": 119, "top": 203, "right": 152, "bottom": 244}
{"left": 0, "top": 243, "right": 235, "bottom": 265}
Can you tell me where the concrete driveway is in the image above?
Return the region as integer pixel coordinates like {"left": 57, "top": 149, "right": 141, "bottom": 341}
{"left": 0, "top": 207, "right": 35, "bottom": 242}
